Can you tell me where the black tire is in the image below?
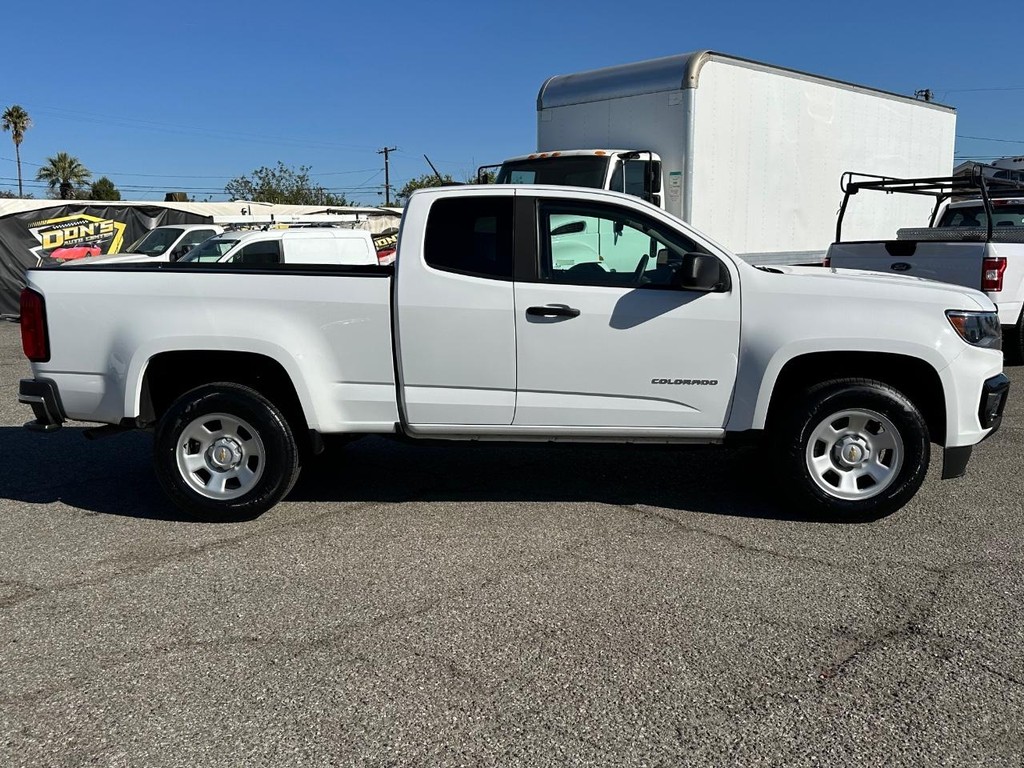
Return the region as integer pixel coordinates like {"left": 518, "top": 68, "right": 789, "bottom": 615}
{"left": 773, "top": 379, "right": 930, "bottom": 521}
{"left": 1005, "top": 312, "right": 1024, "bottom": 366}
{"left": 153, "top": 383, "right": 301, "bottom": 522}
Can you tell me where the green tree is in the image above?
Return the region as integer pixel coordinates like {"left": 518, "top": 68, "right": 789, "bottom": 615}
{"left": 36, "top": 152, "right": 91, "bottom": 199}
{"left": 224, "top": 162, "right": 348, "bottom": 206}
{"left": 88, "top": 176, "right": 121, "bottom": 200}
{"left": 395, "top": 172, "right": 457, "bottom": 206}
{"left": 1, "top": 105, "right": 32, "bottom": 197}
{"left": 0, "top": 189, "right": 33, "bottom": 199}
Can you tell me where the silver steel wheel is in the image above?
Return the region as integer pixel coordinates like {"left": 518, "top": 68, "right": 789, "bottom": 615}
{"left": 174, "top": 411, "right": 266, "bottom": 500}
{"left": 805, "top": 407, "right": 904, "bottom": 501}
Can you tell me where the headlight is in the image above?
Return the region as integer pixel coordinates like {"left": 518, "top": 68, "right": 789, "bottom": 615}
{"left": 946, "top": 310, "right": 1001, "bottom": 350}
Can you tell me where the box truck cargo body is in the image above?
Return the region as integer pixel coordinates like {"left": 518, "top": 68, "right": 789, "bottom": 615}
{"left": 498, "top": 51, "right": 956, "bottom": 265}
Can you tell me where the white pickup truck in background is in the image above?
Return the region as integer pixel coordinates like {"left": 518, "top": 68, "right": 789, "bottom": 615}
{"left": 825, "top": 168, "right": 1024, "bottom": 361}
{"left": 72, "top": 223, "right": 224, "bottom": 265}
{"left": 18, "top": 186, "right": 1009, "bottom": 522}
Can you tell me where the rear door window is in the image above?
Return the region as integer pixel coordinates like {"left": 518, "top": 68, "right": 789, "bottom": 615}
{"left": 424, "top": 197, "right": 514, "bottom": 280}
{"left": 234, "top": 240, "right": 282, "bottom": 265}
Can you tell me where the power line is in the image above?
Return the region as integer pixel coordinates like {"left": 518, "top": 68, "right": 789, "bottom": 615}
{"left": 942, "top": 86, "right": 1024, "bottom": 93}
{"left": 3, "top": 102, "right": 382, "bottom": 154}
{"left": 0, "top": 155, "right": 380, "bottom": 181}
{"left": 956, "top": 134, "right": 1024, "bottom": 145}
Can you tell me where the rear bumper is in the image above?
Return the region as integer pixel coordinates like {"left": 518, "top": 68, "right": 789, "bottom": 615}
{"left": 942, "top": 372, "right": 1010, "bottom": 479}
{"left": 18, "top": 378, "right": 66, "bottom": 432}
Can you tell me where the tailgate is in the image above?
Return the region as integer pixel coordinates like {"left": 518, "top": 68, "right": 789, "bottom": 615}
{"left": 826, "top": 241, "right": 985, "bottom": 290}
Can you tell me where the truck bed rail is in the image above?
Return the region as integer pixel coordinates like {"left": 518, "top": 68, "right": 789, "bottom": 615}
{"left": 837, "top": 165, "right": 1024, "bottom": 243}
{"left": 896, "top": 226, "right": 1024, "bottom": 243}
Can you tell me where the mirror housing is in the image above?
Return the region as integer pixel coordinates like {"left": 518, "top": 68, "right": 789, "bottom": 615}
{"left": 647, "top": 160, "right": 662, "bottom": 195}
{"left": 676, "top": 252, "right": 724, "bottom": 291}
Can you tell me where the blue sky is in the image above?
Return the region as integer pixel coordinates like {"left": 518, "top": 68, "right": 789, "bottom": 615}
{"left": 2, "top": 0, "right": 1022, "bottom": 205}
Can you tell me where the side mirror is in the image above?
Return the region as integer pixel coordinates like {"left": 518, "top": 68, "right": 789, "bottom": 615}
{"left": 647, "top": 160, "right": 662, "bottom": 194}
{"left": 676, "top": 252, "right": 724, "bottom": 291}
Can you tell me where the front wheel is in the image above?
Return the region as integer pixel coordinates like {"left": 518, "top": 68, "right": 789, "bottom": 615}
{"left": 774, "top": 379, "right": 930, "bottom": 521}
{"left": 154, "top": 383, "right": 301, "bottom": 522}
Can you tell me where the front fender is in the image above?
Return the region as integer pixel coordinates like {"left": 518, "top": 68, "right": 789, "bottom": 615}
{"left": 731, "top": 336, "right": 957, "bottom": 434}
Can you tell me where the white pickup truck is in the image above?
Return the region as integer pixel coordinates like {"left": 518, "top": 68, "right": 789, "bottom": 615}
{"left": 18, "top": 185, "right": 1009, "bottom": 522}
{"left": 825, "top": 170, "right": 1024, "bottom": 362}
{"left": 72, "top": 223, "right": 224, "bottom": 265}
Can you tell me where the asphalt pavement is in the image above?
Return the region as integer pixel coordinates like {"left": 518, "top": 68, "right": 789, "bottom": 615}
{"left": 1, "top": 319, "right": 1022, "bottom": 767}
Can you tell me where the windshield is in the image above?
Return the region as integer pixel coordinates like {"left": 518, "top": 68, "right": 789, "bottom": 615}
{"left": 938, "top": 203, "right": 1024, "bottom": 228}
{"left": 125, "top": 228, "right": 184, "bottom": 256}
{"left": 179, "top": 237, "right": 238, "bottom": 263}
{"left": 496, "top": 156, "right": 610, "bottom": 188}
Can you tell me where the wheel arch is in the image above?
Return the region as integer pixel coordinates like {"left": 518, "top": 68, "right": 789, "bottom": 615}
{"left": 761, "top": 351, "right": 946, "bottom": 445}
{"left": 137, "top": 351, "right": 312, "bottom": 444}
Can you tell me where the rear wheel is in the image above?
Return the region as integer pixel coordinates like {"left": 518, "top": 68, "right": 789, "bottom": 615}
{"left": 774, "top": 379, "right": 930, "bottom": 521}
{"left": 154, "top": 383, "right": 300, "bottom": 522}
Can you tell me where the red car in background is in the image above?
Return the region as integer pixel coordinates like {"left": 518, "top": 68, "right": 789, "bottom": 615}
{"left": 50, "top": 243, "right": 103, "bottom": 261}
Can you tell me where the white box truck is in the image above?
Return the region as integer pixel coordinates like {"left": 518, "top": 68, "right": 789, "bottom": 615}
{"left": 493, "top": 51, "right": 957, "bottom": 265}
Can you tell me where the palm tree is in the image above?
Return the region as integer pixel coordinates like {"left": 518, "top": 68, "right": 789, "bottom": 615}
{"left": 36, "top": 152, "right": 91, "bottom": 200}
{"left": 1, "top": 105, "right": 32, "bottom": 197}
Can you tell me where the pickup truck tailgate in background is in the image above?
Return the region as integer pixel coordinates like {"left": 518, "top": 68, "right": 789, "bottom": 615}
{"left": 827, "top": 241, "right": 984, "bottom": 290}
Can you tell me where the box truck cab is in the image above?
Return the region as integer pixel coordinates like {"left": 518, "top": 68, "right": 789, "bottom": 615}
{"left": 497, "top": 149, "right": 663, "bottom": 207}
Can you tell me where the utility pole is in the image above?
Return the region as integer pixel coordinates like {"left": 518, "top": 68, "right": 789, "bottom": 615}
{"left": 377, "top": 146, "right": 397, "bottom": 205}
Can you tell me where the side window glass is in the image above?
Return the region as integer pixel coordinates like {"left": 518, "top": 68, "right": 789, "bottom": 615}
{"left": 608, "top": 161, "right": 645, "bottom": 198}
{"left": 623, "top": 162, "right": 646, "bottom": 198}
{"left": 424, "top": 196, "right": 514, "bottom": 280}
{"left": 234, "top": 240, "right": 282, "bottom": 265}
{"left": 180, "top": 230, "right": 213, "bottom": 249}
{"left": 609, "top": 162, "right": 623, "bottom": 194}
{"left": 539, "top": 201, "right": 708, "bottom": 289}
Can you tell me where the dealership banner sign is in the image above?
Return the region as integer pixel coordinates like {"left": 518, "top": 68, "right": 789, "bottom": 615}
{"left": 0, "top": 204, "right": 210, "bottom": 315}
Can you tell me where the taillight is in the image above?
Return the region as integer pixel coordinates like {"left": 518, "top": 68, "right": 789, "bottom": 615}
{"left": 982, "top": 256, "right": 1007, "bottom": 292}
{"left": 20, "top": 288, "right": 49, "bottom": 362}
{"left": 822, "top": 256, "right": 831, "bottom": 268}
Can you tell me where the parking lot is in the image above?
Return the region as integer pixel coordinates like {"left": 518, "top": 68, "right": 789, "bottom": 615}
{"left": 0, "top": 317, "right": 1021, "bottom": 767}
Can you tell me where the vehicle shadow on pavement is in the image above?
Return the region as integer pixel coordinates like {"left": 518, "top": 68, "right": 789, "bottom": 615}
{"left": 292, "top": 436, "right": 816, "bottom": 523}
{"left": 0, "top": 426, "right": 189, "bottom": 521}
{"left": 0, "top": 427, "right": 816, "bottom": 523}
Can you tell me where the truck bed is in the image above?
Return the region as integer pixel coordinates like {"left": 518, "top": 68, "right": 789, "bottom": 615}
{"left": 25, "top": 264, "right": 399, "bottom": 432}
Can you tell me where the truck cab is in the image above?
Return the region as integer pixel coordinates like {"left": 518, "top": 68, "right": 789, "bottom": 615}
{"left": 493, "top": 149, "right": 663, "bottom": 208}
